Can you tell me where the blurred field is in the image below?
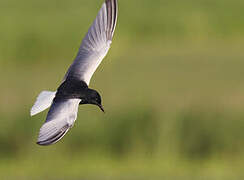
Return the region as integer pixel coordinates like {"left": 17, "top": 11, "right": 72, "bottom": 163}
{"left": 0, "top": 0, "right": 244, "bottom": 179}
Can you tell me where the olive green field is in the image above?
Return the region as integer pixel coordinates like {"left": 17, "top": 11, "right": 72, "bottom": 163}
{"left": 0, "top": 0, "right": 244, "bottom": 179}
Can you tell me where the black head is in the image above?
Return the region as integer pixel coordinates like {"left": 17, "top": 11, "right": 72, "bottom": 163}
{"left": 80, "top": 88, "right": 104, "bottom": 112}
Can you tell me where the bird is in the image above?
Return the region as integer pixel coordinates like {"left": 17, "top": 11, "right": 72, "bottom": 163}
{"left": 30, "top": 0, "right": 118, "bottom": 146}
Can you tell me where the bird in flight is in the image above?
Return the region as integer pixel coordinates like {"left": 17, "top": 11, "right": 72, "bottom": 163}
{"left": 30, "top": 0, "right": 118, "bottom": 146}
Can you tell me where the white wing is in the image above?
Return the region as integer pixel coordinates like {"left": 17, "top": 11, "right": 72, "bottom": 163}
{"left": 37, "top": 99, "right": 81, "bottom": 146}
{"left": 65, "top": 0, "right": 118, "bottom": 85}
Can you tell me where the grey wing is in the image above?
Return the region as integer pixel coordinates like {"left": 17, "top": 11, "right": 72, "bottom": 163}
{"left": 65, "top": 0, "right": 118, "bottom": 85}
{"left": 37, "top": 99, "right": 81, "bottom": 146}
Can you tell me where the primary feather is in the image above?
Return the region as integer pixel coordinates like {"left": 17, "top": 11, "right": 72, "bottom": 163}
{"left": 65, "top": 0, "right": 118, "bottom": 85}
{"left": 37, "top": 99, "right": 81, "bottom": 145}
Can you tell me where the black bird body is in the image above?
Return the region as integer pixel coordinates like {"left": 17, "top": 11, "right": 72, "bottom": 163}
{"left": 31, "top": 0, "right": 118, "bottom": 146}
{"left": 54, "top": 78, "right": 103, "bottom": 111}
{"left": 54, "top": 78, "right": 88, "bottom": 101}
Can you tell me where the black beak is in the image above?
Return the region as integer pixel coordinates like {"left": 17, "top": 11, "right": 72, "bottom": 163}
{"left": 98, "top": 104, "right": 105, "bottom": 113}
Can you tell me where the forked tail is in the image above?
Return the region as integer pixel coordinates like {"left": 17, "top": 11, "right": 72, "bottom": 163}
{"left": 30, "top": 91, "right": 56, "bottom": 116}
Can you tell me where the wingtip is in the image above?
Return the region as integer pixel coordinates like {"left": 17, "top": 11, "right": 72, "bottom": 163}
{"left": 36, "top": 139, "right": 60, "bottom": 146}
{"left": 36, "top": 141, "right": 49, "bottom": 146}
{"left": 37, "top": 123, "right": 71, "bottom": 146}
{"left": 105, "top": 0, "right": 118, "bottom": 40}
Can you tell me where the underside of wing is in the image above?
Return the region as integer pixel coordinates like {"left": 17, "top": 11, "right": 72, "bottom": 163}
{"left": 37, "top": 99, "right": 81, "bottom": 146}
{"left": 65, "top": 0, "right": 118, "bottom": 85}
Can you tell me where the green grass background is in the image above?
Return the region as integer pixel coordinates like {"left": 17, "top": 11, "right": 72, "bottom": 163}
{"left": 0, "top": 0, "right": 244, "bottom": 179}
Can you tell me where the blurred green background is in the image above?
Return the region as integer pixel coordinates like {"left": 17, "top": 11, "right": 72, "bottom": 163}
{"left": 0, "top": 0, "right": 244, "bottom": 179}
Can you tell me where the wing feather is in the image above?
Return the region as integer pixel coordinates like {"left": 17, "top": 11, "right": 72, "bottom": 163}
{"left": 37, "top": 99, "right": 81, "bottom": 146}
{"left": 65, "top": 0, "right": 118, "bottom": 85}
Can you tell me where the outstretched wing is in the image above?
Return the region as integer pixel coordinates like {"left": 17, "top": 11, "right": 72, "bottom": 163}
{"left": 37, "top": 99, "right": 81, "bottom": 146}
{"left": 65, "top": 0, "right": 118, "bottom": 85}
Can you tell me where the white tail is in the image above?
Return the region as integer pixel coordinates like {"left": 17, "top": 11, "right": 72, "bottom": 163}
{"left": 30, "top": 91, "right": 56, "bottom": 116}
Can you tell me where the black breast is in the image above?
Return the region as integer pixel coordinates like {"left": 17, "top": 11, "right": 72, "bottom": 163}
{"left": 54, "top": 78, "right": 88, "bottom": 101}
